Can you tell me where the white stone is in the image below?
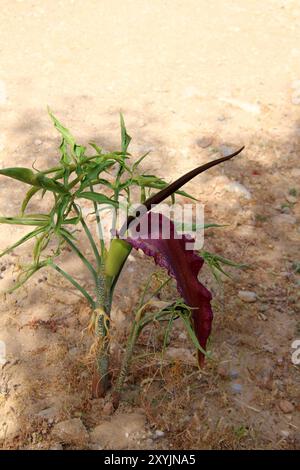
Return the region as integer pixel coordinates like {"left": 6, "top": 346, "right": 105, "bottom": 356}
{"left": 37, "top": 406, "right": 58, "bottom": 420}
{"left": 52, "top": 418, "right": 88, "bottom": 445}
{"left": 286, "top": 194, "right": 297, "bottom": 204}
{"left": 110, "top": 306, "right": 126, "bottom": 326}
{"left": 49, "top": 443, "right": 63, "bottom": 450}
{"left": 238, "top": 290, "right": 257, "bottom": 303}
{"left": 165, "top": 347, "right": 195, "bottom": 365}
{"left": 90, "top": 413, "right": 146, "bottom": 449}
{"left": 219, "top": 97, "right": 260, "bottom": 114}
{"left": 272, "top": 214, "right": 296, "bottom": 226}
{"left": 224, "top": 181, "right": 252, "bottom": 200}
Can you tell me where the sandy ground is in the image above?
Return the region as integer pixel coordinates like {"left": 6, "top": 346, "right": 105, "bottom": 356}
{"left": 0, "top": 0, "right": 299, "bottom": 449}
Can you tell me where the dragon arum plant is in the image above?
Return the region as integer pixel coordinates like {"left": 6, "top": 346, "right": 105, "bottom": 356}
{"left": 0, "top": 110, "right": 244, "bottom": 403}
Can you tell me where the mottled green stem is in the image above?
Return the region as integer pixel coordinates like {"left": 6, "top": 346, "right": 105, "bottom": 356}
{"left": 92, "top": 272, "right": 112, "bottom": 397}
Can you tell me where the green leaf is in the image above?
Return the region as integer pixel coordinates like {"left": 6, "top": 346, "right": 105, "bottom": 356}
{"left": 0, "top": 167, "right": 37, "bottom": 185}
{"left": 6, "top": 261, "right": 48, "bottom": 294}
{"left": 0, "top": 227, "right": 45, "bottom": 258}
{"left": 0, "top": 216, "right": 47, "bottom": 226}
{"left": 79, "top": 161, "right": 115, "bottom": 191}
{"left": 203, "top": 223, "right": 228, "bottom": 229}
{"left": 21, "top": 187, "right": 41, "bottom": 214}
{"left": 53, "top": 195, "right": 71, "bottom": 230}
{"left": 36, "top": 173, "right": 69, "bottom": 194}
{"left": 174, "top": 221, "right": 227, "bottom": 231}
{"left": 178, "top": 307, "right": 211, "bottom": 358}
{"left": 59, "top": 230, "right": 97, "bottom": 281}
{"left": 201, "top": 250, "right": 248, "bottom": 284}
{"left": 72, "top": 203, "right": 102, "bottom": 269}
{"left": 74, "top": 144, "right": 86, "bottom": 161}
{"left": 132, "top": 151, "right": 150, "bottom": 171}
{"left": 33, "top": 231, "right": 50, "bottom": 263}
{"left": 174, "top": 189, "right": 198, "bottom": 201}
{"left": 59, "top": 139, "right": 71, "bottom": 165}
{"left": 120, "top": 113, "right": 131, "bottom": 154}
{"left": 76, "top": 191, "right": 119, "bottom": 207}
{"left": 49, "top": 260, "right": 95, "bottom": 308}
{"left": 89, "top": 142, "right": 102, "bottom": 154}
{"left": 48, "top": 108, "right": 75, "bottom": 147}
{"left": 0, "top": 167, "right": 68, "bottom": 194}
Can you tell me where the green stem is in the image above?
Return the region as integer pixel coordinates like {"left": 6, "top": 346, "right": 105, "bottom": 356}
{"left": 72, "top": 203, "right": 102, "bottom": 270}
{"left": 89, "top": 184, "right": 105, "bottom": 256}
{"left": 92, "top": 272, "right": 112, "bottom": 397}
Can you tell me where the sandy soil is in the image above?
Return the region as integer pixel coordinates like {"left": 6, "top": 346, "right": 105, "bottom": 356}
{"left": 0, "top": 0, "right": 299, "bottom": 449}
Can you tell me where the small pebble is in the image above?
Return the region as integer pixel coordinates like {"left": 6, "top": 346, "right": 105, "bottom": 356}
{"left": 225, "top": 181, "right": 252, "bottom": 200}
{"left": 281, "top": 206, "right": 291, "bottom": 214}
{"left": 154, "top": 430, "right": 165, "bottom": 439}
{"left": 219, "top": 145, "right": 235, "bottom": 157}
{"left": 49, "top": 443, "right": 63, "bottom": 450}
{"left": 279, "top": 400, "right": 294, "bottom": 414}
{"left": 286, "top": 195, "right": 297, "bottom": 204}
{"left": 196, "top": 136, "right": 213, "bottom": 148}
{"left": 217, "top": 364, "right": 228, "bottom": 378}
{"left": 102, "top": 402, "right": 114, "bottom": 416}
{"left": 34, "top": 139, "right": 42, "bottom": 146}
{"left": 238, "top": 290, "right": 257, "bottom": 303}
{"left": 229, "top": 369, "right": 239, "bottom": 379}
{"left": 231, "top": 383, "right": 243, "bottom": 394}
{"left": 145, "top": 438, "right": 154, "bottom": 446}
{"left": 259, "top": 304, "right": 268, "bottom": 312}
